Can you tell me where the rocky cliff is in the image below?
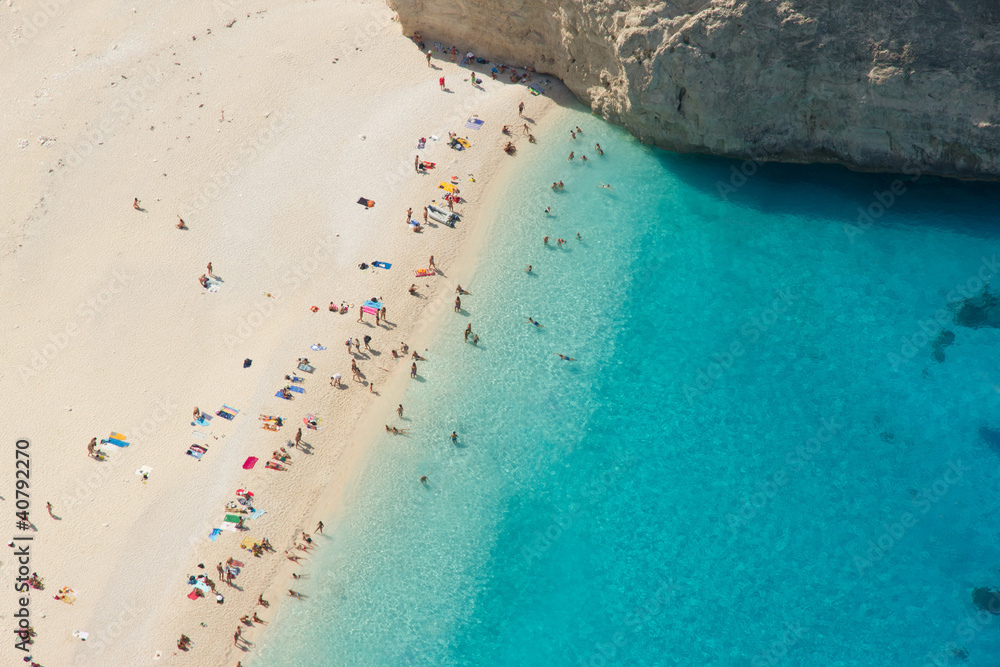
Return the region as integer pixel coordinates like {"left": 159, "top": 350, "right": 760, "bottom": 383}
{"left": 388, "top": 0, "right": 1000, "bottom": 179}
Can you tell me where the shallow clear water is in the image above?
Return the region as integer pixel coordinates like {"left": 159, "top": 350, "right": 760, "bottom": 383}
{"left": 254, "top": 108, "right": 1000, "bottom": 666}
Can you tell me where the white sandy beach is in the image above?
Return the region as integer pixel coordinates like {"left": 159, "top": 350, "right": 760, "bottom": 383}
{"left": 0, "top": 1, "right": 567, "bottom": 664}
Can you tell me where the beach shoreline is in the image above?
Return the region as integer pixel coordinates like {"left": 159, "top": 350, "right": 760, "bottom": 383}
{"left": 0, "top": 1, "right": 569, "bottom": 665}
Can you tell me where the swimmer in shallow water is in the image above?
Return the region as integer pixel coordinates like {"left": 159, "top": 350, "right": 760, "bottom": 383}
{"left": 525, "top": 317, "right": 543, "bottom": 327}
{"left": 597, "top": 182, "right": 614, "bottom": 190}
{"left": 554, "top": 353, "right": 577, "bottom": 361}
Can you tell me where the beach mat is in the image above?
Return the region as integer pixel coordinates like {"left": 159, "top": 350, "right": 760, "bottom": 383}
{"left": 297, "top": 362, "right": 315, "bottom": 374}
{"left": 209, "top": 528, "right": 222, "bottom": 541}
{"left": 102, "top": 438, "right": 130, "bottom": 447}
{"left": 438, "top": 181, "right": 457, "bottom": 193}
{"left": 372, "top": 261, "right": 391, "bottom": 269}
{"left": 187, "top": 589, "right": 200, "bottom": 600}
{"left": 224, "top": 514, "right": 242, "bottom": 523}
{"left": 414, "top": 268, "right": 436, "bottom": 277}
{"left": 219, "top": 522, "right": 238, "bottom": 532}
{"left": 191, "top": 431, "right": 208, "bottom": 440}
{"left": 241, "top": 536, "right": 261, "bottom": 550}
{"left": 357, "top": 197, "right": 375, "bottom": 208}
{"left": 249, "top": 508, "right": 267, "bottom": 520}
{"left": 288, "top": 385, "right": 304, "bottom": 394}
{"left": 242, "top": 457, "right": 258, "bottom": 470}
{"left": 186, "top": 445, "right": 207, "bottom": 460}
{"left": 465, "top": 118, "right": 484, "bottom": 130}
{"left": 275, "top": 390, "right": 292, "bottom": 400}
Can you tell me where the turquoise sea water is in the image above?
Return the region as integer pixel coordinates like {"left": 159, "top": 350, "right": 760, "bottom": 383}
{"left": 254, "top": 109, "right": 1000, "bottom": 666}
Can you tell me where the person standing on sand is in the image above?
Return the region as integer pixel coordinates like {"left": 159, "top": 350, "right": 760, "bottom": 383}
{"left": 87, "top": 438, "right": 97, "bottom": 457}
{"left": 411, "top": 362, "right": 417, "bottom": 378}
{"left": 206, "top": 262, "right": 214, "bottom": 278}
{"left": 363, "top": 334, "right": 372, "bottom": 350}
{"left": 369, "top": 381, "right": 375, "bottom": 394}
{"left": 428, "top": 255, "right": 436, "bottom": 270}
{"left": 455, "top": 296, "right": 461, "bottom": 312}
{"left": 346, "top": 337, "right": 353, "bottom": 355}
{"left": 217, "top": 562, "right": 225, "bottom": 579}
{"left": 523, "top": 123, "right": 530, "bottom": 135}
{"left": 46, "top": 502, "right": 55, "bottom": 518}
{"left": 380, "top": 305, "right": 387, "bottom": 322}
{"left": 316, "top": 521, "right": 324, "bottom": 534}
{"left": 330, "top": 373, "right": 341, "bottom": 387}
{"left": 133, "top": 198, "right": 141, "bottom": 210}
{"left": 397, "top": 404, "right": 404, "bottom": 418}
{"left": 423, "top": 207, "right": 429, "bottom": 223}
{"left": 407, "top": 207, "right": 413, "bottom": 223}
{"left": 426, "top": 50, "right": 432, "bottom": 66}
{"left": 439, "top": 76, "right": 445, "bottom": 90}
{"left": 295, "top": 428, "right": 302, "bottom": 448}
{"left": 450, "top": 46, "right": 456, "bottom": 61}
{"left": 519, "top": 101, "right": 524, "bottom": 116}
{"left": 415, "top": 155, "right": 420, "bottom": 172}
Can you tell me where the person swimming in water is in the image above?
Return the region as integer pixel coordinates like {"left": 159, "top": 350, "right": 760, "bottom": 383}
{"left": 597, "top": 182, "right": 614, "bottom": 190}
{"left": 554, "top": 353, "right": 577, "bottom": 361}
{"left": 525, "top": 317, "right": 543, "bottom": 327}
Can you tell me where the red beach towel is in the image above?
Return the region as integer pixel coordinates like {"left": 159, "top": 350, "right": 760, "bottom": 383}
{"left": 242, "top": 457, "right": 259, "bottom": 470}
{"left": 187, "top": 589, "right": 200, "bottom": 600}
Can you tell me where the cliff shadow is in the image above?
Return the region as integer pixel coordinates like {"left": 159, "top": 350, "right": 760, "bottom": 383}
{"left": 655, "top": 149, "right": 1000, "bottom": 239}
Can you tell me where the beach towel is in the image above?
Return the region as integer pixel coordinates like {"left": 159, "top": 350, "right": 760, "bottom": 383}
{"left": 414, "top": 268, "right": 436, "bottom": 277}
{"left": 362, "top": 299, "right": 382, "bottom": 315}
{"left": 260, "top": 414, "right": 283, "bottom": 421}
{"left": 192, "top": 415, "right": 212, "bottom": 426}
{"left": 357, "top": 197, "right": 375, "bottom": 208}
{"left": 219, "top": 522, "right": 238, "bottom": 532}
{"left": 110, "top": 432, "right": 126, "bottom": 440}
{"left": 224, "top": 514, "right": 242, "bottom": 523}
{"left": 529, "top": 83, "right": 544, "bottom": 96}
{"left": 134, "top": 465, "right": 152, "bottom": 477}
{"left": 193, "top": 581, "right": 211, "bottom": 593}
{"left": 304, "top": 415, "right": 321, "bottom": 430}
{"left": 262, "top": 422, "right": 280, "bottom": 431}
{"left": 102, "top": 437, "right": 130, "bottom": 447}
{"left": 249, "top": 508, "right": 267, "bottom": 520}
{"left": 465, "top": 118, "right": 485, "bottom": 130}
{"left": 418, "top": 138, "right": 426, "bottom": 149}
{"left": 191, "top": 430, "right": 208, "bottom": 440}
{"left": 297, "top": 362, "right": 315, "bottom": 374}
{"left": 288, "top": 385, "right": 305, "bottom": 394}
{"left": 242, "top": 457, "right": 258, "bottom": 470}
{"left": 186, "top": 444, "right": 207, "bottom": 460}
{"left": 310, "top": 344, "right": 327, "bottom": 350}
{"left": 187, "top": 590, "right": 200, "bottom": 600}
{"left": 457, "top": 137, "right": 471, "bottom": 148}
{"left": 241, "top": 536, "right": 261, "bottom": 550}
{"left": 421, "top": 161, "right": 435, "bottom": 170}
{"left": 275, "top": 390, "right": 292, "bottom": 400}
{"left": 216, "top": 405, "right": 239, "bottom": 420}
{"left": 372, "top": 261, "right": 391, "bottom": 269}
{"left": 439, "top": 181, "right": 457, "bottom": 193}
{"left": 209, "top": 528, "right": 222, "bottom": 541}
{"left": 73, "top": 631, "right": 89, "bottom": 641}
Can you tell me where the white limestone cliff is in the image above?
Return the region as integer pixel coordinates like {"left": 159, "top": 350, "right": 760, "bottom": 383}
{"left": 389, "top": 0, "right": 1000, "bottom": 179}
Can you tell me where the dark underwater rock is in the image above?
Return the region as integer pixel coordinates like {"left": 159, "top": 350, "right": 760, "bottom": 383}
{"left": 972, "top": 587, "right": 1000, "bottom": 614}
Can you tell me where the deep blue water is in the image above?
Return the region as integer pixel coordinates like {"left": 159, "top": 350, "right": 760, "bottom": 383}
{"left": 254, "top": 108, "right": 1000, "bottom": 666}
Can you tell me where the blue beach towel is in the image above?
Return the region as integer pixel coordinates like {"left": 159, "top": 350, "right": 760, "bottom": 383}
{"left": 465, "top": 118, "right": 485, "bottom": 130}
{"left": 275, "top": 390, "right": 293, "bottom": 400}
{"left": 102, "top": 438, "right": 130, "bottom": 447}
{"left": 373, "top": 261, "right": 391, "bottom": 269}
{"left": 288, "top": 385, "right": 305, "bottom": 394}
